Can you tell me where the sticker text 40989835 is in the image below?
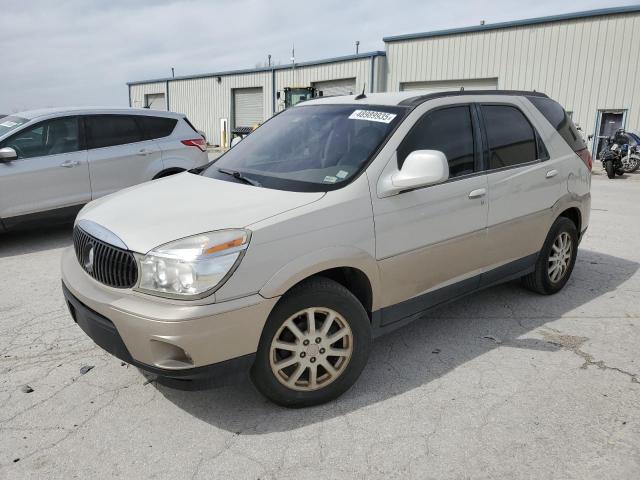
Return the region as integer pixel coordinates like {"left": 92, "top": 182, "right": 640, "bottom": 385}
{"left": 348, "top": 110, "right": 397, "bottom": 124}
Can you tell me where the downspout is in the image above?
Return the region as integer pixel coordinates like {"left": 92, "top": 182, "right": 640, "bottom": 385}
{"left": 369, "top": 55, "right": 375, "bottom": 93}
{"left": 272, "top": 67, "right": 276, "bottom": 115}
{"left": 127, "top": 84, "right": 132, "bottom": 107}
{"left": 165, "top": 80, "right": 170, "bottom": 111}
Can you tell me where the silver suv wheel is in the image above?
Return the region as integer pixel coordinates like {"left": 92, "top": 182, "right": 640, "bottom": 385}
{"left": 269, "top": 307, "right": 353, "bottom": 392}
{"left": 548, "top": 232, "right": 573, "bottom": 283}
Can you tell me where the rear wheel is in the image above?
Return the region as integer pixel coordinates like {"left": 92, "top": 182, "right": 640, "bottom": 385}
{"left": 251, "top": 277, "right": 372, "bottom": 407}
{"left": 521, "top": 217, "right": 578, "bottom": 295}
{"left": 621, "top": 154, "right": 640, "bottom": 173}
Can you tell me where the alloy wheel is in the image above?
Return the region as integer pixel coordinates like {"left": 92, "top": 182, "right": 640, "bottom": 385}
{"left": 269, "top": 307, "right": 353, "bottom": 391}
{"left": 548, "top": 232, "right": 573, "bottom": 283}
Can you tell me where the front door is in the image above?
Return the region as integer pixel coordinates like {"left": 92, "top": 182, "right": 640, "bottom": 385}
{"left": 594, "top": 110, "right": 625, "bottom": 158}
{"left": 0, "top": 116, "right": 90, "bottom": 221}
{"left": 372, "top": 104, "right": 488, "bottom": 325}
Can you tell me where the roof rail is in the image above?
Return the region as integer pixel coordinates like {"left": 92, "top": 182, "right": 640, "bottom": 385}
{"left": 398, "top": 89, "right": 549, "bottom": 107}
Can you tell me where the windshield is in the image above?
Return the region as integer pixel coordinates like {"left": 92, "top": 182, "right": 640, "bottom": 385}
{"left": 203, "top": 104, "right": 407, "bottom": 191}
{"left": 0, "top": 116, "right": 29, "bottom": 138}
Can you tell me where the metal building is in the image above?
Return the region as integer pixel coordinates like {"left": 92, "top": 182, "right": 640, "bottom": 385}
{"left": 128, "top": 52, "right": 386, "bottom": 147}
{"left": 384, "top": 5, "right": 640, "bottom": 153}
{"left": 127, "top": 5, "right": 640, "bottom": 154}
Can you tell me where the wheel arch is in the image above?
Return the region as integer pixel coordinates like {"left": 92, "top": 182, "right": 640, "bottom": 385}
{"left": 558, "top": 206, "right": 582, "bottom": 235}
{"left": 153, "top": 167, "right": 186, "bottom": 179}
{"left": 259, "top": 247, "right": 382, "bottom": 315}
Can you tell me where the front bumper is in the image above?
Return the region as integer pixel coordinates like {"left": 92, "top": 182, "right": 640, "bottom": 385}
{"left": 61, "top": 247, "right": 279, "bottom": 377}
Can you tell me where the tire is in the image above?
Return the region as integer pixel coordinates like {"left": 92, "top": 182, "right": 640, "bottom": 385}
{"left": 604, "top": 160, "right": 615, "bottom": 179}
{"left": 521, "top": 217, "right": 578, "bottom": 295}
{"left": 621, "top": 154, "right": 640, "bottom": 173}
{"left": 251, "top": 277, "right": 372, "bottom": 408}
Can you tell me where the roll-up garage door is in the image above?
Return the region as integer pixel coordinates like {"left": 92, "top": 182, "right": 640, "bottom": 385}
{"left": 234, "top": 87, "right": 264, "bottom": 128}
{"left": 313, "top": 78, "right": 357, "bottom": 97}
{"left": 145, "top": 93, "right": 166, "bottom": 110}
{"left": 400, "top": 78, "right": 498, "bottom": 92}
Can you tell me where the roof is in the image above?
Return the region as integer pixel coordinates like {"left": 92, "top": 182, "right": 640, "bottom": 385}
{"left": 12, "top": 107, "right": 183, "bottom": 120}
{"left": 300, "top": 89, "right": 548, "bottom": 107}
{"left": 127, "top": 51, "right": 386, "bottom": 86}
{"left": 383, "top": 5, "right": 640, "bottom": 42}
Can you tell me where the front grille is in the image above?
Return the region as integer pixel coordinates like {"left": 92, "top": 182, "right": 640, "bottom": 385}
{"left": 73, "top": 226, "right": 138, "bottom": 289}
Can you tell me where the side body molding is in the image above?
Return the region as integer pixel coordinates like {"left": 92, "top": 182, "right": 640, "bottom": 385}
{"left": 259, "top": 246, "right": 383, "bottom": 311}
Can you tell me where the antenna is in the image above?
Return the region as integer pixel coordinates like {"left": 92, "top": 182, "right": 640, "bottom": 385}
{"left": 355, "top": 84, "right": 367, "bottom": 100}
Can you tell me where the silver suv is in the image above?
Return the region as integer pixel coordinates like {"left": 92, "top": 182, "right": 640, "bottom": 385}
{"left": 61, "top": 91, "right": 592, "bottom": 407}
{"left": 0, "top": 108, "right": 208, "bottom": 231}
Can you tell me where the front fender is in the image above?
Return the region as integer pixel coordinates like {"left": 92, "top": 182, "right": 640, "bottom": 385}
{"left": 259, "top": 246, "right": 383, "bottom": 311}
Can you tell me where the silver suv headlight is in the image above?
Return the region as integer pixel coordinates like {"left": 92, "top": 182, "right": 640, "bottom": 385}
{"left": 137, "top": 229, "right": 250, "bottom": 299}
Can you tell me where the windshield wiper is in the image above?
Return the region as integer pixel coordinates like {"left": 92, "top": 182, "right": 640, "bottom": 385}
{"left": 217, "top": 168, "right": 261, "bottom": 187}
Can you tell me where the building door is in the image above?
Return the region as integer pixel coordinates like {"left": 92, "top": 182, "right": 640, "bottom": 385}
{"left": 313, "top": 78, "right": 356, "bottom": 97}
{"left": 400, "top": 78, "right": 498, "bottom": 92}
{"left": 593, "top": 110, "right": 626, "bottom": 158}
{"left": 233, "top": 88, "right": 264, "bottom": 128}
{"left": 145, "top": 93, "right": 166, "bottom": 110}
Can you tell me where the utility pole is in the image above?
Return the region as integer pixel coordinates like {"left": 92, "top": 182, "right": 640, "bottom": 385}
{"left": 291, "top": 44, "right": 295, "bottom": 85}
{"left": 171, "top": 67, "right": 175, "bottom": 78}
{"left": 268, "top": 54, "right": 272, "bottom": 67}
{"left": 355, "top": 40, "right": 360, "bottom": 55}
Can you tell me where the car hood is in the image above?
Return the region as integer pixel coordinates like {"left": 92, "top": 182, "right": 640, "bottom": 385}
{"left": 76, "top": 173, "right": 325, "bottom": 253}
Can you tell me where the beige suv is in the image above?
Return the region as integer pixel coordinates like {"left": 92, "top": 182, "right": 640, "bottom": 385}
{"left": 62, "top": 91, "right": 592, "bottom": 407}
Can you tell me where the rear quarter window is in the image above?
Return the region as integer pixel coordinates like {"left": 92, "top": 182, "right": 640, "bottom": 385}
{"left": 527, "top": 96, "right": 586, "bottom": 151}
{"left": 137, "top": 116, "right": 178, "bottom": 139}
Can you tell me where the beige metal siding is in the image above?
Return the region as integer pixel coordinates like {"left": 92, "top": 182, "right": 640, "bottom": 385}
{"left": 313, "top": 78, "right": 357, "bottom": 96}
{"left": 386, "top": 12, "right": 640, "bottom": 140}
{"left": 275, "top": 58, "right": 373, "bottom": 111}
{"left": 400, "top": 78, "right": 498, "bottom": 92}
{"left": 167, "top": 71, "right": 273, "bottom": 146}
{"left": 129, "top": 82, "right": 166, "bottom": 109}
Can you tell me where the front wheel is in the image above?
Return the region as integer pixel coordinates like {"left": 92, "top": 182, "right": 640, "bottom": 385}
{"left": 251, "top": 277, "right": 372, "bottom": 407}
{"left": 604, "top": 160, "right": 615, "bottom": 179}
{"left": 621, "top": 154, "right": 640, "bottom": 173}
{"left": 521, "top": 217, "right": 578, "bottom": 295}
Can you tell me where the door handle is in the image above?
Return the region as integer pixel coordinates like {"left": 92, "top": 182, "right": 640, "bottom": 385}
{"left": 546, "top": 169, "right": 559, "bottom": 179}
{"left": 468, "top": 188, "right": 487, "bottom": 199}
{"left": 137, "top": 149, "right": 149, "bottom": 156}
{"left": 60, "top": 160, "right": 79, "bottom": 168}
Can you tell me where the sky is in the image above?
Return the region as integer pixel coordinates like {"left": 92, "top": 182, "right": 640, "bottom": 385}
{"left": 0, "top": 0, "right": 632, "bottom": 113}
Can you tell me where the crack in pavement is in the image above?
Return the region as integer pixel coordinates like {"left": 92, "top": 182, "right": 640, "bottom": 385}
{"left": 541, "top": 329, "right": 639, "bottom": 384}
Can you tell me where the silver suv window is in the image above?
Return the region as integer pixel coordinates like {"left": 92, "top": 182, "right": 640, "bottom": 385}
{"left": 0, "top": 116, "right": 80, "bottom": 158}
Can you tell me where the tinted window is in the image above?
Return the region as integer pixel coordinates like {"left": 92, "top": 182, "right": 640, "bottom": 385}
{"left": 137, "top": 116, "right": 177, "bottom": 139}
{"left": 527, "top": 96, "right": 586, "bottom": 151}
{"left": 481, "top": 105, "right": 537, "bottom": 169}
{"left": 398, "top": 106, "right": 475, "bottom": 178}
{"left": 86, "top": 115, "right": 144, "bottom": 149}
{"left": 2, "top": 117, "right": 79, "bottom": 158}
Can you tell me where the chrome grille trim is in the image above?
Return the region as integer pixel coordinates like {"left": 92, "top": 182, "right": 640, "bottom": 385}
{"left": 73, "top": 226, "right": 138, "bottom": 289}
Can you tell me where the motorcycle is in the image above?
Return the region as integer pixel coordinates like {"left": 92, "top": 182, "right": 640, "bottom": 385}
{"left": 596, "top": 133, "right": 625, "bottom": 179}
{"left": 620, "top": 140, "right": 640, "bottom": 173}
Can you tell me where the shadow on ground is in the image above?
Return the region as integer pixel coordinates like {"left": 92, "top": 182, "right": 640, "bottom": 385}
{"left": 0, "top": 223, "right": 73, "bottom": 258}
{"left": 155, "top": 249, "right": 638, "bottom": 433}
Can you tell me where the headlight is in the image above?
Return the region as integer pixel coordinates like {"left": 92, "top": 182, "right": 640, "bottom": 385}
{"left": 137, "top": 229, "right": 250, "bottom": 298}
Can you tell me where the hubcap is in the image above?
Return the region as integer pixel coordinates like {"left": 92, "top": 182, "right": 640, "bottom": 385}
{"left": 269, "top": 307, "right": 353, "bottom": 392}
{"left": 548, "top": 232, "right": 572, "bottom": 283}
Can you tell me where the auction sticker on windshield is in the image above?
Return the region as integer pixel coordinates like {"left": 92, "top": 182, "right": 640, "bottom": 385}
{"left": 349, "top": 110, "right": 397, "bottom": 123}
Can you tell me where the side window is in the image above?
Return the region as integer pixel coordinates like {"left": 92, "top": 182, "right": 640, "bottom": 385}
{"left": 137, "top": 116, "right": 177, "bottom": 139}
{"left": 527, "top": 96, "right": 586, "bottom": 151}
{"left": 2, "top": 117, "right": 79, "bottom": 159}
{"left": 481, "top": 105, "right": 538, "bottom": 169}
{"left": 397, "top": 106, "right": 475, "bottom": 178}
{"left": 86, "top": 115, "right": 144, "bottom": 149}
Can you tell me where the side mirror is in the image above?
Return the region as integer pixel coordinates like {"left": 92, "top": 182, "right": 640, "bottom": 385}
{"left": 382, "top": 150, "right": 449, "bottom": 195}
{"left": 587, "top": 134, "right": 594, "bottom": 141}
{"left": 230, "top": 136, "right": 242, "bottom": 148}
{"left": 0, "top": 147, "right": 17, "bottom": 162}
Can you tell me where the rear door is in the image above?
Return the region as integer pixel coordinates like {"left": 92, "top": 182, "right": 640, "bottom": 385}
{"left": 85, "top": 114, "right": 162, "bottom": 199}
{"left": 480, "top": 101, "right": 560, "bottom": 281}
{"left": 0, "top": 116, "right": 90, "bottom": 220}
